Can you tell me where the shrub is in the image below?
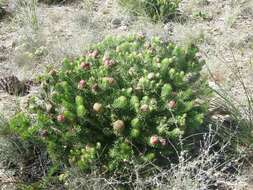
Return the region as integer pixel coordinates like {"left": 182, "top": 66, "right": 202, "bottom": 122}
{"left": 118, "top": 0, "right": 180, "bottom": 22}
{"left": 9, "top": 35, "right": 210, "bottom": 174}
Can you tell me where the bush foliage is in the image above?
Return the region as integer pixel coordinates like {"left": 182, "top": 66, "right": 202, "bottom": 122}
{"left": 118, "top": 0, "right": 180, "bottom": 21}
{"left": 9, "top": 35, "right": 210, "bottom": 174}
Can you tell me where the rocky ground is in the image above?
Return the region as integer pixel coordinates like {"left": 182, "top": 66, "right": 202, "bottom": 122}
{"left": 0, "top": 0, "right": 253, "bottom": 189}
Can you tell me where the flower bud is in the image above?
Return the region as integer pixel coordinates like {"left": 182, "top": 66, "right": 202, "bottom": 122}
{"left": 113, "top": 120, "right": 125, "bottom": 133}
{"left": 93, "top": 103, "right": 103, "bottom": 113}
{"left": 160, "top": 138, "right": 167, "bottom": 146}
{"left": 168, "top": 100, "right": 176, "bottom": 109}
{"left": 140, "top": 104, "right": 149, "bottom": 112}
{"left": 147, "top": 73, "right": 155, "bottom": 80}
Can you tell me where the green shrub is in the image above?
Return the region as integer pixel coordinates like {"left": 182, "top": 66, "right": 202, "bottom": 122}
{"left": 118, "top": 0, "right": 180, "bottom": 21}
{"left": 9, "top": 35, "right": 210, "bottom": 174}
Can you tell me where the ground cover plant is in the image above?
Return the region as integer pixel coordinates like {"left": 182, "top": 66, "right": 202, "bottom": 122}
{"left": 8, "top": 34, "right": 210, "bottom": 182}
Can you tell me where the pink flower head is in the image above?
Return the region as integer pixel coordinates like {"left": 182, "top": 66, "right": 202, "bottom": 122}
{"left": 103, "top": 58, "right": 116, "bottom": 68}
{"left": 80, "top": 62, "right": 91, "bottom": 70}
{"left": 88, "top": 50, "right": 99, "bottom": 58}
{"left": 78, "top": 80, "right": 86, "bottom": 89}
{"left": 168, "top": 100, "right": 176, "bottom": 109}
{"left": 103, "top": 77, "right": 116, "bottom": 85}
{"left": 150, "top": 135, "right": 159, "bottom": 145}
{"left": 159, "top": 138, "right": 167, "bottom": 146}
{"left": 57, "top": 114, "right": 65, "bottom": 123}
{"left": 103, "top": 58, "right": 110, "bottom": 66}
{"left": 92, "top": 83, "right": 99, "bottom": 93}
{"left": 140, "top": 104, "right": 149, "bottom": 112}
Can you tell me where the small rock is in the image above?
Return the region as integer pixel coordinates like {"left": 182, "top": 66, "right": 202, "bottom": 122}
{"left": 0, "top": 45, "right": 6, "bottom": 52}
{"left": 0, "top": 55, "right": 7, "bottom": 61}
{"left": 119, "top": 25, "right": 128, "bottom": 31}
{"left": 111, "top": 18, "right": 121, "bottom": 26}
{"left": 0, "top": 7, "right": 7, "bottom": 19}
{"left": 11, "top": 41, "right": 17, "bottom": 48}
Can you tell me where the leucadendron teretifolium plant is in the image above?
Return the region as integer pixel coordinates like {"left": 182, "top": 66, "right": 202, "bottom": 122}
{"left": 9, "top": 35, "right": 210, "bottom": 173}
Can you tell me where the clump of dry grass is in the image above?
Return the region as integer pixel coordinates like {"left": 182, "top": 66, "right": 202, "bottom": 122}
{"left": 13, "top": 0, "right": 40, "bottom": 31}
{"left": 208, "top": 50, "right": 253, "bottom": 130}
{"left": 206, "top": 49, "right": 253, "bottom": 188}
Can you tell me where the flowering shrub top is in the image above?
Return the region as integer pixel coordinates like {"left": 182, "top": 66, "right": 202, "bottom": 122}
{"left": 10, "top": 35, "right": 210, "bottom": 172}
